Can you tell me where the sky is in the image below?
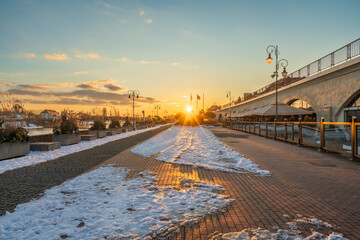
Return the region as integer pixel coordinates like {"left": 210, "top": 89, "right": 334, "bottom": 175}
{"left": 0, "top": 0, "right": 359, "bottom": 116}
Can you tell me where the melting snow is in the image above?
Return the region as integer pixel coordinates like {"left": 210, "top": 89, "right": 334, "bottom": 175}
{"left": 0, "top": 124, "right": 168, "bottom": 174}
{"left": 0, "top": 165, "right": 232, "bottom": 239}
{"left": 209, "top": 215, "right": 348, "bottom": 240}
{"left": 131, "top": 126, "right": 270, "bottom": 176}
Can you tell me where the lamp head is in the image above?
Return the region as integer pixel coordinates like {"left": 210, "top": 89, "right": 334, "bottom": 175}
{"left": 266, "top": 53, "right": 273, "bottom": 64}
{"left": 282, "top": 67, "right": 288, "bottom": 78}
{"left": 136, "top": 95, "right": 139, "bottom": 99}
{"left": 128, "top": 94, "right": 131, "bottom": 100}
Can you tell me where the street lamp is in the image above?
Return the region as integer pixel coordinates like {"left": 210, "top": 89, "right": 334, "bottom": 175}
{"left": 128, "top": 90, "right": 140, "bottom": 129}
{"left": 226, "top": 91, "right": 232, "bottom": 121}
{"left": 266, "top": 45, "right": 288, "bottom": 122}
{"left": 154, "top": 105, "right": 161, "bottom": 117}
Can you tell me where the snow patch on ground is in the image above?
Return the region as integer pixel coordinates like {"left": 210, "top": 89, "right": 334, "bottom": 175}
{"left": 131, "top": 126, "right": 270, "bottom": 176}
{"left": 0, "top": 124, "right": 168, "bottom": 174}
{"left": 0, "top": 165, "right": 232, "bottom": 239}
{"left": 209, "top": 215, "right": 348, "bottom": 240}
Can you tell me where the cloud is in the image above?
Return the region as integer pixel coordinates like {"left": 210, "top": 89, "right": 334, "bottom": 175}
{"left": 16, "top": 83, "right": 71, "bottom": 90}
{"left": 139, "top": 10, "right": 145, "bottom": 16}
{"left": 172, "top": 62, "right": 180, "bottom": 66}
{"left": 121, "top": 57, "right": 129, "bottom": 62}
{"left": 76, "top": 83, "right": 96, "bottom": 90}
{"left": 0, "top": 72, "right": 25, "bottom": 77}
{"left": 8, "top": 87, "right": 158, "bottom": 106}
{"left": 104, "top": 83, "right": 124, "bottom": 92}
{"left": 179, "top": 28, "right": 192, "bottom": 36}
{"left": 75, "top": 53, "right": 99, "bottom": 59}
{"left": 139, "top": 60, "right": 158, "bottom": 65}
{"left": 76, "top": 79, "right": 115, "bottom": 90}
{"left": 43, "top": 53, "right": 68, "bottom": 61}
{"left": 22, "top": 53, "right": 36, "bottom": 58}
{"left": 144, "top": 19, "right": 152, "bottom": 23}
{"left": 73, "top": 71, "right": 88, "bottom": 75}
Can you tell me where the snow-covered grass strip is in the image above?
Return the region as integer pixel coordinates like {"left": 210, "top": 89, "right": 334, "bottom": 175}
{"left": 0, "top": 124, "right": 169, "bottom": 174}
{"left": 209, "top": 215, "right": 348, "bottom": 240}
{"left": 0, "top": 165, "right": 232, "bottom": 239}
{"left": 131, "top": 126, "right": 270, "bottom": 176}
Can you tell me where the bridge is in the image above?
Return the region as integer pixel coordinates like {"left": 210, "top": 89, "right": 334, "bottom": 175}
{"left": 216, "top": 38, "right": 360, "bottom": 122}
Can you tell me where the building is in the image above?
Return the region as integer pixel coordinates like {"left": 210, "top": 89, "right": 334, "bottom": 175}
{"left": 39, "top": 109, "right": 60, "bottom": 120}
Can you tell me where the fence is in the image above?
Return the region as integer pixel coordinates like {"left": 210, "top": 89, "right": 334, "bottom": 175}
{"left": 224, "top": 117, "right": 359, "bottom": 159}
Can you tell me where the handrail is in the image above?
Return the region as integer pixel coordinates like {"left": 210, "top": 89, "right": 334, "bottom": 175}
{"left": 224, "top": 117, "right": 358, "bottom": 159}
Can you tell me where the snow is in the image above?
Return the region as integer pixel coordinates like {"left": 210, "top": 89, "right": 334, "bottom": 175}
{"left": 0, "top": 124, "right": 169, "bottom": 175}
{"left": 131, "top": 126, "right": 270, "bottom": 176}
{"left": 209, "top": 216, "right": 348, "bottom": 240}
{"left": 0, "top": 165, "right": 232, "bottom": 239}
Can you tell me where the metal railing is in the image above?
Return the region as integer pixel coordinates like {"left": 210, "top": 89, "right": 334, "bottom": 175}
{"left": 224, "top": 117, "right": 359, "bottom": 159}
{"left": 222, "top": 38, "right": 360, "bottom": 108}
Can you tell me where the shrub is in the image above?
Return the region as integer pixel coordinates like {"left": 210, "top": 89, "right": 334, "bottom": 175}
{"left": 53, "top": 116, "right": 79, "bottom": 135}
{"left": 303, "top": 115, "right": 312, "bottom": 122}
{"left": 109, "top": 119, "right": 121, "bottom": 129}
{"left": 122, "top": 117, "right": 132, "bottom": 127}
{"left": 0, "top": 122, "right": 29, "bottom": 143}
{"left": 90, "top": 120, "right": 106, "bottom": 130}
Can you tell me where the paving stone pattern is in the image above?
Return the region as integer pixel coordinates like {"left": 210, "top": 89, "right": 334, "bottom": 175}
{"left": 97, "top": 126, "right": 360, "bottom": 239}
{"left": 1, "top": 125, "right": 360, "bottom": 239}
{"left": 0, "top": 125, "right": 171, "bottom": 216}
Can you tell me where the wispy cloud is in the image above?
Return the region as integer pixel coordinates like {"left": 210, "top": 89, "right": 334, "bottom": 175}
{"left": 140, "top": 60, "right": 158, "bottom": 65}
{"left": 16, "top": 83, "right": 71, "bottom": 90}
{"left": 75, "top": 52, "right": 99, "bottom": 59}
{"left": 0, "top": 72, "right": 25, "bottom": 77}
{"left": 172, "top": 62, "right": 180, "bottom": 66}
{"left": 144, "top": 19, "right": 152, "bottom": 23}
{"left": 22, "top": 53, "right": 36, "bottom": 58}
{"left": 104, "top": 83, "right": 124, "bottom": 92}
{"left": 121, "top": 57, "right": 129, "bottom": 62}
{"left": 76, "top": 79, "right": 117, "bottom": 90}
{"left": 43, "top": 53, "right": 68, "bottom": 61}
{"left": 179, "top": 28, "right": 192, "bottom": 36}
{"left": 8, "top": 88, "right": 158, "bottom": 106}
{"left": 73, "top": 71, "right": 88, "bottom": 75}
{"left": 139, "top": 10, "right": 145, "bottom": 16}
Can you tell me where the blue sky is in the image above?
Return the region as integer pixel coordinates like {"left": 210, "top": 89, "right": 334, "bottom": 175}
{"left": 0, "top": 0, "right": 359, "bottom": 114}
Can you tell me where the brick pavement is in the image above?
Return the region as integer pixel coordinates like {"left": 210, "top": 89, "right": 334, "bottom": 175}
{"left": 93, "top": 126, "right": 360, "bottom": 239}
{"left": 1, "top": 125, "right": 360, "bottom": 239}
{"left": 0, "top": 125, "right": 171, "bottom": 216}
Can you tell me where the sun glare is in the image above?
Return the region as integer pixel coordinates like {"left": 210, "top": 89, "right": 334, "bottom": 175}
{"left": 186, "top": 106, "right": 193, "bottom": 113}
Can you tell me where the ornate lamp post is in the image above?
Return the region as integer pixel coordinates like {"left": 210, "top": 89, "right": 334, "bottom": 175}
{"left": 266, "top": 45, "right": 288, "bottom": 122}
{"left": 154, "top": 105, "right": 161, "bottom": 117}
{"left": 128, "top": 90, "right": 140, "bottom": 129}
{"left": 226, "top": 91, "right": 232, "bottom": 121}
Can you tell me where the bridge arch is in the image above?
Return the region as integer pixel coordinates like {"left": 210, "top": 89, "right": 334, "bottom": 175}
{"left": 335, "top": 88, "right": 360, "bottom": 122}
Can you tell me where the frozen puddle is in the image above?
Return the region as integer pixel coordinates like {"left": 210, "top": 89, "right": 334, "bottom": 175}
{"left": 0, "top": 165, "right": 232, "bottom": 239}
{"left": 131, "top": 126, "right": 270, "bottom": 176}
{"left": 0, "top": 124, "right": 168, "bottom": 175}
{"left": 209, "top": 215, "right": 348, "bottom": 240}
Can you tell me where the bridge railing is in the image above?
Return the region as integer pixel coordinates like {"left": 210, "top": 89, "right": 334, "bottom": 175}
{"left": 225, "top": 38, "right": 360, "bottom": 107}
{"left": 290, "top": 38, "right": 360, "bottom": 78}
{"left": 224, "top": 116, "right": 359, "bottom": 160}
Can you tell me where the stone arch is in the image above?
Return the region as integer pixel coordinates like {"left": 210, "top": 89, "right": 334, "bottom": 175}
{"left": 218, "top": 114, "right": 223, "bottom": 122}
{"left": 284, "top": 96, "right": 315, "bottom": 111}
{"left": 334, "top": 88, "right": 360, "bottom": 120}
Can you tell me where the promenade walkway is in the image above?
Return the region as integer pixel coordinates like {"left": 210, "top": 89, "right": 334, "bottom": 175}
{"left": 94, "top": 126, "right": 360, "bottom": 239}
{"left": 1, "top": 125, "right": 359, "bottom": 239}
{"left": 0, "top": 125, "right": 171, "bottom": 216}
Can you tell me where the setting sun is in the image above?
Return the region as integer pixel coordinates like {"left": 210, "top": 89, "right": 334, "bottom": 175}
{"left": 186, "top": 106, "right": 193, "bottom": 113}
